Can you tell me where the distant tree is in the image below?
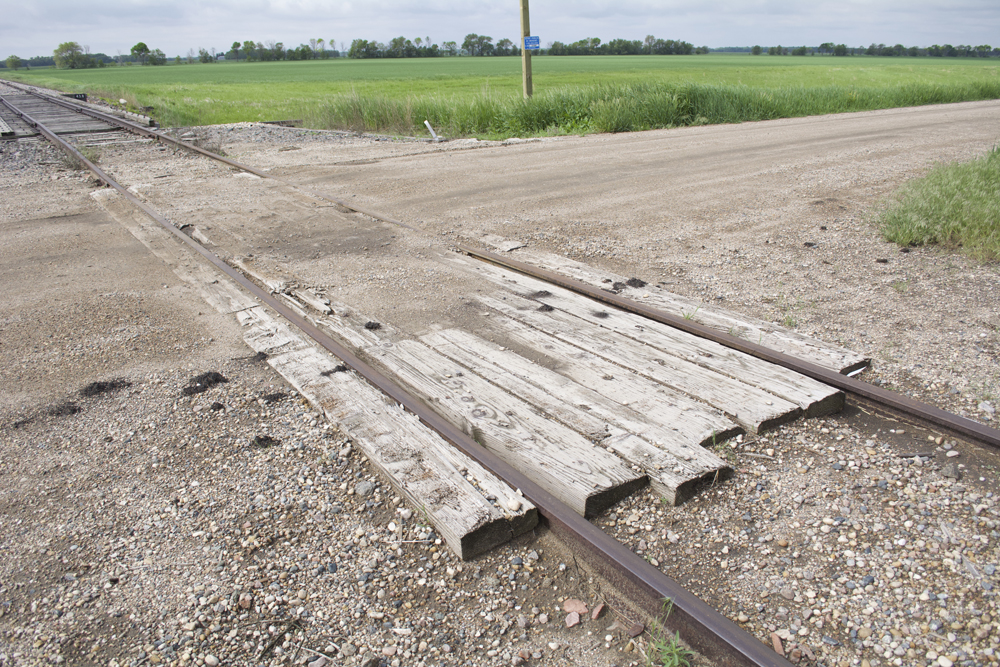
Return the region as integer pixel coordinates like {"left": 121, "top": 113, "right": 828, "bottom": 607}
{"left": 231, "top": 41, "right": 241, "bottom": 61}
{"left": 53, "top": 41, "right": 85, "bottom": 68}
{"left": 751, "top": 45, "right": 762, "bottom": 55}
{"left": 976, "top": 44, "right": 993, "bottom": 57}
{"left": 131, "top": 42, "right": 150, "bottom": 65}
{"left": 495, "top": 38, "right": 513, "bottom": 56}
{"left": 695, "top": 45, "right": 710, "bottom": 54}
{"left": 442, "top": 41, "right": 458, "bottom": 56}
{"left": 187, "top": 48, "right": 196, "bottom": 64}
{"left": 791, "top": 46, "right": 807, "bottom": 56}
{"left": 148, "top": 49, "right": 166, "bottom": 65}
{"left": 198, "top": 48, "right": 212, "bottom": 63}
{"left": 317, "top": 39, "right": 325, "bottom": 58}
{"left": 175, "top": 55, "right": 182, "bottom": 65}
{"left": 5, "top": 55, "right": 22, "bottom": 70}
{"left": 818, "top": 42, "right": 834, "bottom": 55}
{"left": 242, "top": 41, "right": 256, "bottom": 61}
{"left": 833, "top": 43, "right": 848, "bottom": 56}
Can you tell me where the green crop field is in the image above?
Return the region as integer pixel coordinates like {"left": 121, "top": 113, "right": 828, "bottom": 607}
{"left": 3, "top": 54, "right": 999, "bottom": 137}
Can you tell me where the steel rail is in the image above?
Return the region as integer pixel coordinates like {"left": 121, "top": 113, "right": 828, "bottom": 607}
{"left": 4, "top": 91, "right": 791, "bottom": 667}
{"left": 2, "top": 81, "right": 418, "bottom": 231}
{"left": 459, "top": 244, "right": 1000, "bottom": 451}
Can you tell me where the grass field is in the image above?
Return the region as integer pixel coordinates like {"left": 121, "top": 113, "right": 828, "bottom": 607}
{"left": 879, "top": 145, "right": 1000, "bottom": 261}
{"left": 2, "top": 54, "right": 999, "bottom": 137}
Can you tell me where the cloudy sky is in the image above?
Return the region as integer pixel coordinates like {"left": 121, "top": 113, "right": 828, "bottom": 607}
{"left": 3, "top": 0, "right": 998, "bottom": 59}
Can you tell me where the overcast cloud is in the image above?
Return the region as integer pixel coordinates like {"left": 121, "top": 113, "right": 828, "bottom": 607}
{"left": 2, "top": 0, "right": 997, "bottom": 59}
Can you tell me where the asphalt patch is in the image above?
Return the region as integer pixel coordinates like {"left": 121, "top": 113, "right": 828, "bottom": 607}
{"left": 625, "top": 277, "right": 647, "bottom": 288}
{"left": 321, "top": 365, "right": 349, "bottom": 376}
{"left": 530, "top": 290, "right": 552, "bottom": 299}
{"left": 251, "top": 435, "right": 279, "bottom": 449}
{"left": 537, "top": 304, "right": 554, "bottom": 312}
{"left": 48, "top": 402, "right": 81, "bottom": 417}
{"left": 181, "top": 371, "right": 228, "bottom": 396}
{"left": 364, "top": 321, "right": 382, "bottom": 331}
{"left": 80, "top": 379, "right": 131, "bottom": 398}
{"left": 262, "top": 392, "right": 286, "bottom": 404}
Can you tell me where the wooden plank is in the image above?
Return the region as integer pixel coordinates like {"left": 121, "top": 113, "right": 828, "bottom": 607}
{"left": 495, "top": 245, "right": 869, "bottom": 374}
{"left": 315, "top": 312, "right": 647, "bottom": 516}
{"left": 468, "top": 312, "right": 743, "bottom": 442}
{"left": 478, "top": 291, "right": 801, "bottom": 433}
{"left": 462, "top": 259, "right": 843, "bottom": 419}
{"left": 423, "top": 329, "right": 733, "bottom": 505}
{"left": 262, "top": 338, "right": 538, "bottom": 560}
{"left": 92, "top": 189, "right": 536, "bottom": 559}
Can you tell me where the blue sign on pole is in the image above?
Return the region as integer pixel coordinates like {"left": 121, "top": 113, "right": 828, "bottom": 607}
{"left": 524, "top": 36, "right": 541, "bottom": 51}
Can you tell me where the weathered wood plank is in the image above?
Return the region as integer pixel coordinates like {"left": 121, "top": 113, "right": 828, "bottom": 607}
{"left": 264, "top": 342, "right": 538, "bottom": 560}
{"left": 315, "top": 312, "right": 647, "bottom": 516}
{"left": 469, "top": 313, "right": 742, "bottom": 443}
{"left": 423, "top": 328, "right": 733, "bottom": 504}
{"left": 479, "top": 292, "right": 801, "bottom": 433}
{"left": 462, "top": 259, "right": 843, "bottom": 419}
{"left": 491, "top": 245, "right": 869, "bottom": 374}
{"left": 93, "top": 189, "right": 537, "bottom": 559}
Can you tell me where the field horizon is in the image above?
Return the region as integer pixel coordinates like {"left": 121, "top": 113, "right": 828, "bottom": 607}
{"left": 2, "top": 54, "right": 998, "bottom": 137}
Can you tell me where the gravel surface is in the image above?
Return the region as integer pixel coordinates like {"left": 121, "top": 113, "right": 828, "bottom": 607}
{"left": 1, "top": 90, "right": 998, "bottom": 667}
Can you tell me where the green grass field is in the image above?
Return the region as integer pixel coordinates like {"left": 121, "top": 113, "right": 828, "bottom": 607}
{"left": 879, "top": 145, "right": 1000, "bottom": 261}
{"left": 2, "top": 54, "right": 999, "bottom": 137}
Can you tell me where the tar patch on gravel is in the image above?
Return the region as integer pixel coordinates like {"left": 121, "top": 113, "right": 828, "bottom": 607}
{"left": 625, "top": 277, "right": 647, "bottom": 288}
{"left": 80, "top": 379, "right": 131, "bottom": 397}
{"left": 47, "top": 402, "right": 81, "bottom": 417}
{"left": 321, "top": 365, "right": 349, "bottom": 376}
{"left": 363, "top": 321, "right": 382, "bottom": 330}
{"left": 262, "top": 392, "right": 286, "bottom": 404}
{"left": 611, "top": 282, "right": 627, "bottom": 292}
{"left": 250, "top": 434, "right": 279, "bottom": 448}
{"left": 181, "top": 371, "right": 228, "bottom": 396}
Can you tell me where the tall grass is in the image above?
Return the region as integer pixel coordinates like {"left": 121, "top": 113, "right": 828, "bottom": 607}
{"left": 303, "top": 80, "right": 1000, "bottom": 138}
{"left": 879, "top": 146, "right": 1000, "bottom": 261}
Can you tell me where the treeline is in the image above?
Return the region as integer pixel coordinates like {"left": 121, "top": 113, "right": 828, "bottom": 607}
{"left": 229, "top": 39, "right": 340, "bottom": 62}
{"left": 753, "top": 42, "right": 997, "bottom": 57}
{"left": 347, "top": 35, "right": 513, "bottom": 59}
{"left": 548, "top": 36, "right": 704, "bottom": 56}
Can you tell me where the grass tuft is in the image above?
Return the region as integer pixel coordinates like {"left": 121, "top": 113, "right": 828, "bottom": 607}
{"left": 879, "top": 146, "right": 1000, "bottom": 261}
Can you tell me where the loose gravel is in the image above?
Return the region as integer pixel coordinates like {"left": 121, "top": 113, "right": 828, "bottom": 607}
{"left": 1, "top": 93, "right": 998, "bottom": 667}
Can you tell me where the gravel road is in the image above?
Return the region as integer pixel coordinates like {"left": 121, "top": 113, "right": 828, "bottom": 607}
{"left": 1, "top": 98, "right": 999, "bottom": 667}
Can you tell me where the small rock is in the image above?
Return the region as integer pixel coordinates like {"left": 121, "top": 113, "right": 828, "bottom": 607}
{"left": 628, "top": 622, "right": 644, "bottom": 638}
{"left": 356, "top": 481, "right": 375, "bottom": 496}
{"left": 507, "top": 498, "right": 521, "bottom": 511}
{"left": 565, "top": 612, "right": 580, "bottom": 628}
{"left": 591, "top": 603, "right": 605, "bottom": 620}
{"left": 563, "top": 598, "right": 588, "bottom": 614}
{"left": 204, "top": 656, "right": 220, "bottom": 667}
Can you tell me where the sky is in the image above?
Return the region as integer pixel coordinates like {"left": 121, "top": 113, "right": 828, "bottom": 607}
{"left": 3, "top": 0, "right": 998, "bottom": 59}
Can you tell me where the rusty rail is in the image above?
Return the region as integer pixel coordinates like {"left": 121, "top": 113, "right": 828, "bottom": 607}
{"left": 459, "top": 245, "right": 1000, "bottom": 451}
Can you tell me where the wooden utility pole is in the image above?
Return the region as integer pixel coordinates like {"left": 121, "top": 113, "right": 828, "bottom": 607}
{"left": 520, "top": 0, "right": 533, "bottom": 98}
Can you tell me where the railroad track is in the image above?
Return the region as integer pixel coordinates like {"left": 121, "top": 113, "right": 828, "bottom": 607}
{"left": 5, "top": 81, "right": 998, "bottom": 667}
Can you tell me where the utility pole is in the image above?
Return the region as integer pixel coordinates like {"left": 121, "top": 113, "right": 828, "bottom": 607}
{"left": 520, "top": 0, "right": 533, "bottom": 98}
